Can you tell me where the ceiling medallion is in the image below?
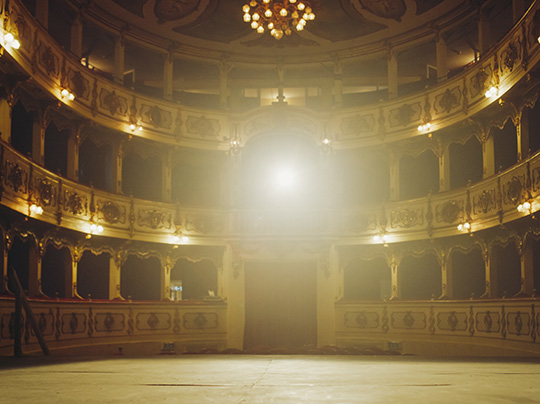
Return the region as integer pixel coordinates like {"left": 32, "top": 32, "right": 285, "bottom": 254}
{"left": 242, "top": 0, "right": 315, "bottom": 40}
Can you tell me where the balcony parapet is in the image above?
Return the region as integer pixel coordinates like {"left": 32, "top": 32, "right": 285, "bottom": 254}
{"left": 1, "top": 0, "right": 540, "bottom": 149}
{"left": 1, "top": 142, "right": 539, "bottom": 244}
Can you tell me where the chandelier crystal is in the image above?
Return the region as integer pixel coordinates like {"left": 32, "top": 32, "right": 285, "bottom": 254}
{"left": 242, "top": 0, "right": 315, "bottom": 40}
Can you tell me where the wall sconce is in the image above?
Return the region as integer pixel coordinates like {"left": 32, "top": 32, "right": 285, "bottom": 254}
{"left": 171, "top": 234, "right": 189, "bottom": 245}
{"left": 517, "top": 201, "right": 532, "bottom": 214}
{"left": 86, "top": 222, "right": 104, "bottom": 239}
{"left": 457, "top": 221, "right": 471, "bottom": 232}
{"left": 60, "top": 88, "right": 75, "bottom": 101}
{"left": 373, "top": 233, "right": 389, "bottom": 246}
{"left": 485, "top": 86, "right": 498, "bottom": 98}
{"left": 28, "top": 203, "right": 43, "bottom": 215}
{"left": 417, "top": 122, "right": 431, "bottom": 133}
{"left": 129, "top": 123, "right": 143, "bottom": 132}
{"left": 4, "top": 32, "right": 20, "bottom": 49}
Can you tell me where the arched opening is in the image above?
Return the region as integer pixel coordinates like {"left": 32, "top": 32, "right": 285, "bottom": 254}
{"left": 120, "top": 255, "right": 161, "bottom": 301}
{"left": 79, "top": 139, "right": 114, "bottom": 192}
{"left": 7, "top": 237, "right": 33, "bottom": 295}
{"left": 492, "top": 119, "right": 518, "bottom": 172}
{"left": 492, "top": 242, "right": 521, "bottom": 298}
{"left": 526, "top": 100, "right": 540, "bottom": 155}
{"left": 532, "top": 237, "right": 540, "bottom": 294}
{"left": 170, "top": 258, "right": 218, "bottom": 301}
{"left": 399, "top": 150, "right": 439, "bottom": 200}
{"left": 77, "top": 250, "right": 110, "bottom": 300}
{"left": 241, "top": 133, "right": 321, "bottom": 209}
{"left": 450, "top": 248, "right": 485, "bottom": 299}
{"left": 449, "top": 136, "right": 483, "bottom": 189}
{"left": 399, "top": 254, "right": 441, "bottom": 300}
{"left": 10, "top": 101, "right": 34, "bottom": 157}
{"left": 122, "top": 151, "right": 162, "bottom": 200}
{"left": 343, "top": 257, "right": 391, "bottom": 300}
{"left": 41, "top": 245, "right": 71, "bottom": 298}
{"left": 44, "top": 122, "right": 69, "bottom": 177}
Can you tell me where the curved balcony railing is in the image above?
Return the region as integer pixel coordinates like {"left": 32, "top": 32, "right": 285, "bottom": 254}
{"left": 1, "top": 141, "right": 539, "bottom": 244}
{"left": 1, "top": 0, "right": 540, "bottom": 149}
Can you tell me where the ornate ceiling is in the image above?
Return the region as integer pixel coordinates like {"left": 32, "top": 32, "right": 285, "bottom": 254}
{"left": 82, "top": 0, "right": 471, "bottom": 64}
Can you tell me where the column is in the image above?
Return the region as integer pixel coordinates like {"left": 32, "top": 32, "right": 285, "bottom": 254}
{"left": 439, "top": 250, "right": 453, "bottom": 299}
{"left": 109, "top": 252, "right": 124, "bottom": 300}
{"left": 333, "top": 60, "right": 343, "bottom": 108}
{"left": 439, "top": 147, "right": 451, "bottom": 191}
{"left": 389, "top": 149, "right": 400, "bottom": 201}
{"left": 36, "top": 0, "right": 49, "bottom": 29}
{"left": 513, "top": 0, "right": 526, "bottom": 23}
{"left": 2, "top": 236, "right": 11, "bottom": 294}
{"left": 516, "top": 111, "right": 530, "bottom": 161}
{"left": 483, "top": 247, "right": 498, "bottom": 298}
{"left": 70, "top": 13, "right": 83, "bottom": 58}
{"left": 0, "top": 98, "right": 11, "bottom": 143}
{"left": 163, "top": 49, "right": 174, "bottom": 101}
{"left": 113, "top": 35, "right": 125, "bottom": 85}
{"left": 28, "top": 243, "right": 42, "bottom": 297}
{"left": 68, "top": 251, "right": 81, "bottom": 298}
{"left": 318, "top": 244, "right": 338, "bottom": 347}
{"left": 224, "top": 244, "right": 245, "bottom": 350}
{"left": 477, "top": 6, "right": 491, "bottom": 55}
{"left": 435, "top": 31, "right": 448, "bottom": 81}
{"left": 32, "top": 117, "right": 45, "bottom": 165}
{"left": 162, "top": 149, "right": 172, "bottom": 202}
{"left": 161, "top": 256, "right": 171, "bottom": 301}
{"left": 112, "top": 141, "right": 123, "bottom": 194}
{"left": 390, "top": 255, "right": 400, "bottom": 300}
{"left": 66, "top": 132, "right": 80, "bottom": 182}
{"left": 387, "top": 45, "right": 398, "bottom": 99}
{"left": 219, "top": 60, "right": 233, "bottom": 110}
{"left": 275, "top": 65, "right": 286, "bottom": 104}
{"left": 519, "top": 241, "right": 534, "bottom": 296}
{"left": 482, "top": 135, "right": 495, "bottom": 178}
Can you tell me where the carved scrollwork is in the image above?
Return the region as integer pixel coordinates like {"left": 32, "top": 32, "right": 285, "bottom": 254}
{"left": 469, "top": 69, "right": 490, "bottom": 98}
{"left": 473, "top": 189, "right": 496, "bottom": 215}
{"left": 63, "top": 190, "right": 87, "bottom": 215}
{"left": 340, "top": 114, "right": 375, "bottom": 137}
{"left": 436, "top": 200, "right": 462, "bottom": 224}
{"left": 388, "top": 103, "right": 421, "bottom": 127}
{"left": 390, "top": 208, "right": 423, "bottom": 229}
{"left": 140, "top": 105, "right": 172, "bottom": 129}
{"left": 501, "top": 42, "right": 518, "bottom": 73}
{"left": 5, "top": 161, "right": 27, "bottom": 193}
{"left": 186, "top": 116, "right": 220, "bottom": 138}
{"left": 435, "top": 87, "right": 461, "bottom": 114}
{"left": 98, "top": 201, "right": 126, "bottom": 224}
{"left": 35, "top": 179, "right": 55, "bottom": 206}
{"left": 99, "top": 89, "right": 128, "bottom": 116}
{"left": 39, "top": 44, "right": 58, "bottom": 76}
{"left": 68, "top": 69, "right": 89, "bottom": 100}
{"left": 504, "top": 176, "right": 523, "bottom": 204}
{"left": 137, "top": 209, "right": 172, "bottom": 230}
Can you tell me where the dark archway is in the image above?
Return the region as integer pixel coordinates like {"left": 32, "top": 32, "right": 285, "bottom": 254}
{"left": 79, "top": 139, "right": 114, "bottom": 192}
{"left": 10, "top": 101, "right": 34, "bottom": 157}
{"left": 41, "top": 245, "right": 71, "bottom": 298}
{"left": 120, "top": 255, "right": 161, "bottom": 300}
{"left": 170, "top": 258, "right": 218, "bottom": 300}
{"left": 122, "top": 152, "right": 162, "bottom": 200}
{"left": 400, "top": 254, "right": 441, "bottom": 300}
{"left": 451, "top": 248, "right": 485, "bottom": 299}
{"left": 449, "top": 136, "right": 483, "bottom": 189}
{"left": 77, "top": 250, "right": 110, "bottom": 300}
{"left": 44, "top": 122, "right": 69, "bottom": 177}
{"left": 343, "top": 257, "right": 391, "bottom": 300}
{"left": 399, "top": 150, "right": 439, "bottom": 200}
{"left": 492, "top": 119, "right": 517, "bottom": 173}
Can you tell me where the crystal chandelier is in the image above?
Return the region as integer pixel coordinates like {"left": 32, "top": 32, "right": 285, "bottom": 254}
{"left": 242, "top": 0, "right": 315, "bottom": 40}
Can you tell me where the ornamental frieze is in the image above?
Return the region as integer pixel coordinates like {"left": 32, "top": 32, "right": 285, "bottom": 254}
{"left": 68, "top": 69, "right": 90, "bottom": 100}
{"left": 183, "top": 312, "right": 219, "bottom": 330}
{"left": 532, "top": 165, "right": 540, "bottom": 192}
{"left": 475, "top": 311, "right": 500, "bottom": 333}
{"left": 391, "top": 311, "right": 426, "bottom": 330}
{"left": 437, "top": 311, "right": 467, "bottom": 332}
{"left": 503, "top": 176, "right": 524, "bottom": 205}
{"left": 469, "top": 68, "right": 491, "bottom": 98}
{"left": 390, "top": 208, "right": 423, "bottom": 228}
{"left": 98, "top": 201, "right": 126, "bottom": 224}
{"left": 435, "top": 200, "right": 463, "bottom": 224}
{"left": 63, "top": 190, "right": 87, "bottom": 216}
{"left": 186, "top": 116, "right": 220, "bottom": 138}
{"left": 339, "top": 114, "right": 375, "bottom": 137}
{"left": 35, "top": 179, "right": 56, "bottom": 207}
{"left": 61, "top": 312, "right": 86, "bottom": 334}
{"left": 136, "top": 312, "right": 171, "bottom": 331}
{"left": 5, "top": 161, "right": 28, "bottom": 193}
{"left": 388, "top": 102, "right": 421, "bottom": 128}
{"left": 137, "top": 209, "right": 172, "bottom": 230}
{"left": 185, "top": 214, "right": 223, "bottom": 234}
{"left": 507, "top": 311, "right": 530, "bottom": 336}
{"left": 344, "top": 311, "right": 379, "bottom": 329}
{"left": 435, "top": 87, "right": 461, "bottom": 114}
{"left": 38, "top": 44, "right": 59, "bottom": 77}
{"left": 99, "top": 89, "right": 128, "bottom": 116}
{"left": 140, "top": 105, "right": 172, "bottom": 129}
{"left": 94, "top": 312, "right": 125, "bottom": 333}
{"left": 472, "top": 188, "right": 496, "bottom": 215}
{"left": 358, "top": 0, "right": 406, "bottom": 21}
{"left": 501, "top": 42, "right": 519, "bottom": 73}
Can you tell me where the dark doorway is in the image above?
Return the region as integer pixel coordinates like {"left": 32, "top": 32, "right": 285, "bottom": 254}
{"left": 244, "top": 261, "right": 317, "bottom": 351}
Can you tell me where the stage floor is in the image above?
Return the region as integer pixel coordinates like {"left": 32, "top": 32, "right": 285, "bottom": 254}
{"left": 1, "top": 354, "right": 540, "bottom": 403}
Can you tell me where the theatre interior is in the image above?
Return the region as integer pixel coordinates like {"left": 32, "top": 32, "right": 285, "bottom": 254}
{"left": 2, "top": 0, "right": 540, "bottom": 359}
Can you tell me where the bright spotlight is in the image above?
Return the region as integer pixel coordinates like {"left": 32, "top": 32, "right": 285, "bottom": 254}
{"left": 273, "top": 167, "right": 297, "bottom": 190}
